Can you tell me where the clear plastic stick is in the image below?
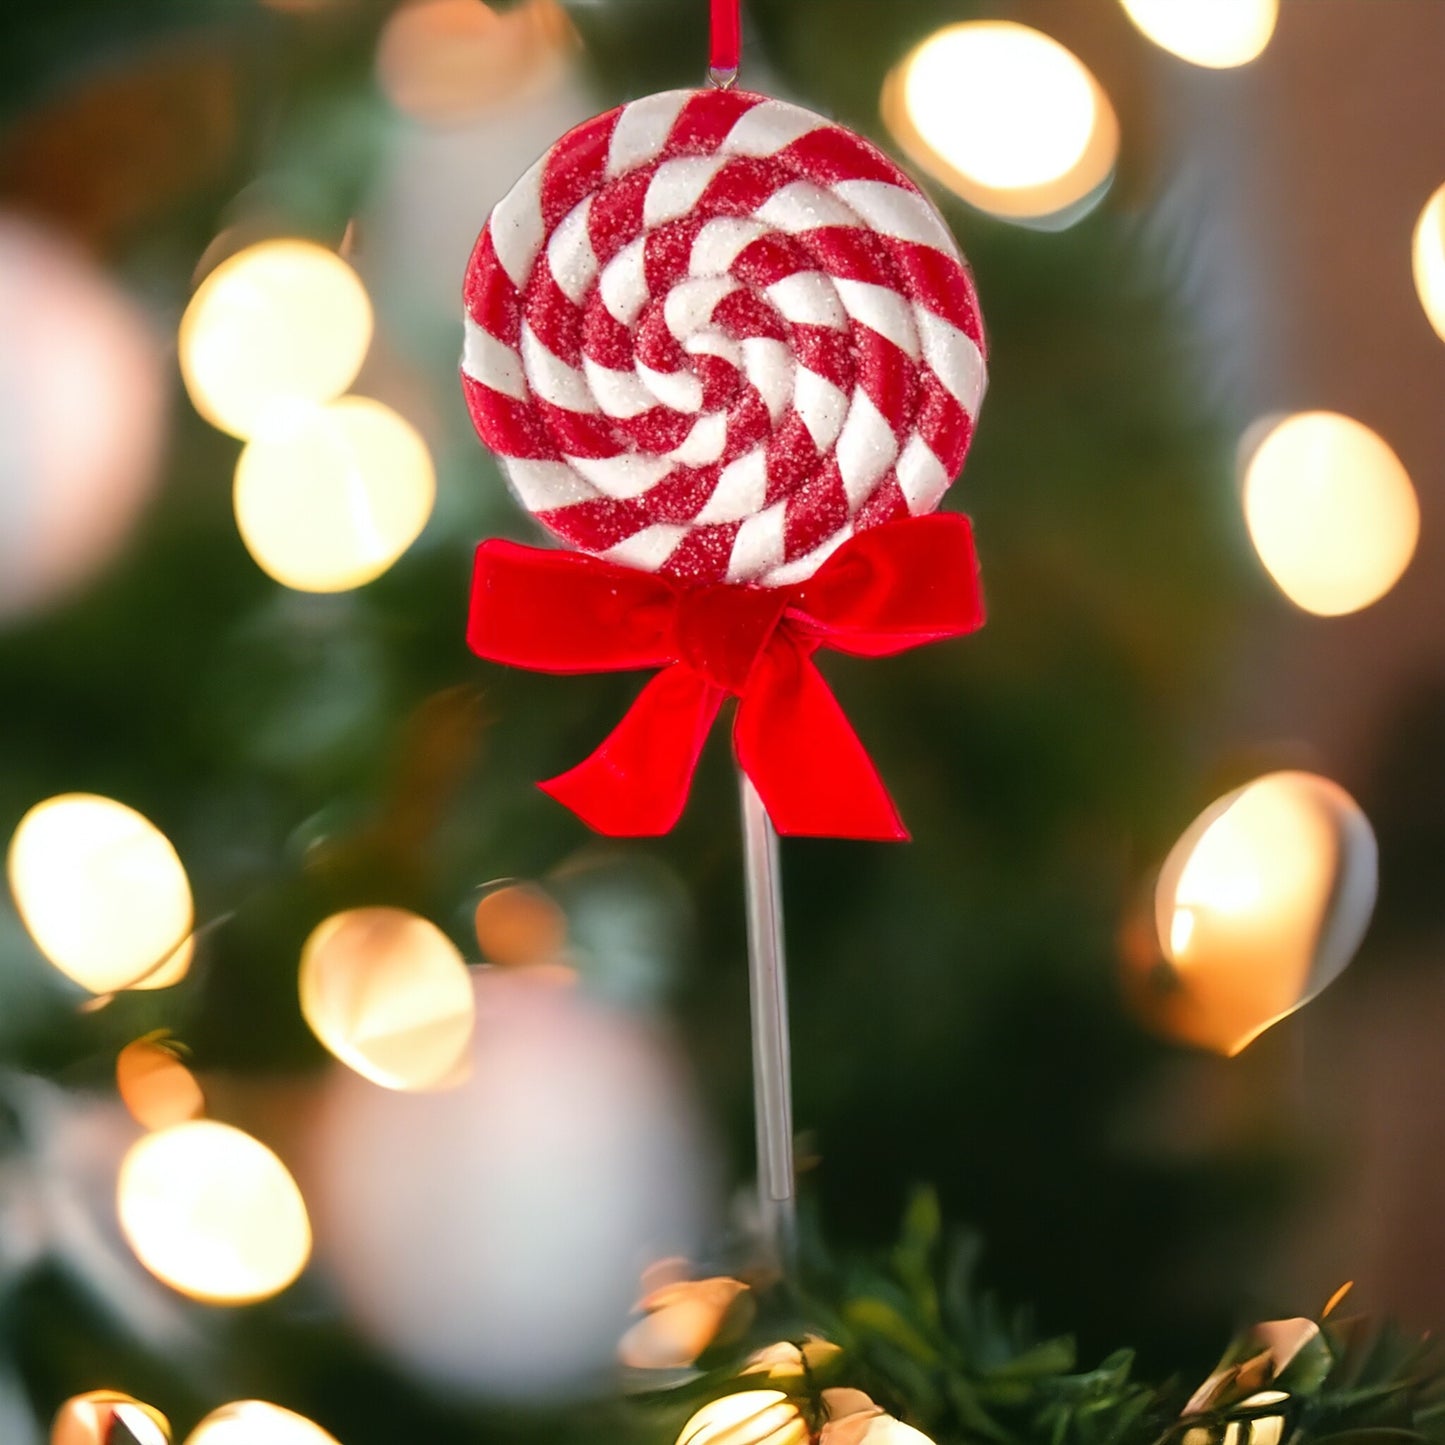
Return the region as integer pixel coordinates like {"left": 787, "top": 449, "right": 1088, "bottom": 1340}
{"left": 738, "top": 770, "right": 796, "bottom": 1265}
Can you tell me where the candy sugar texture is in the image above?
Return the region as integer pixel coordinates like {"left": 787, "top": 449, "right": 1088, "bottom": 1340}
{"left": 462, "top": 89, "right": 987, "bottom": 587}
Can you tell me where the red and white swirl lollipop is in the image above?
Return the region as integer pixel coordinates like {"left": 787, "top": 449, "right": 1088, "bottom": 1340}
{"left": 462, "top": 87, "right": 986, "bottom": 587}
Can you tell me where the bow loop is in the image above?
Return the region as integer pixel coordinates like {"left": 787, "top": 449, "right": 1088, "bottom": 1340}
{"left": 468, "top": 515, "right": 984, "bottom": 839}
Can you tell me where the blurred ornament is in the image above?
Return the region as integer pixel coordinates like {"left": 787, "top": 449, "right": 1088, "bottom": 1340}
{"left": 676, "top": 1392, "right": 807, "bottom": 1445}
{"left": 308, "top": 973, "right": 709, "bottom": 1399}
{"left": 1118, "top": 0, "right": 1277, "bottom": 69}
{"left": 1136, "top": 772, "right": 1376, "bottom": 1055}
{"left": 7, "top": 795, "right": 193, "bottom": 993}
{"left": 1241, "top": 412, "right": 1418, "bottom": 616}
{"left": 376, "top": 0, "right": 576, "bottom": 127}
{"left": 182, "top": 1402, "right": 339, "bottom": 1445}
{"left": 882, "top": 23, "right": 1118, "bottom": 226}
{"left": 299, "top": 906, "right": 475, "bottom": 1092}
{"left": 116, "top": 1037, "right": 205, "bottom": 1131}
{"left": 1412, "top": 182, "right": 1445, "bottom": 344}
{"left": 618, "top": 1274, "right": 751, "bottom": 1369}
{"left": 51, "top": 1391, "right": 170, "bottom": 1445}
{"left": 0, "top": 217, "right": 168, "bottom": 624}
{"left": 179, "top": 240, "right": 372, "bottom": 440}
{"left": 233, "top": 397, "right": 435, "bottom": 592}
{"left": 117, "top": 1121, "right": 311, "bottom": 1304}
{"left": 473, "top": 883, "right": 567, "bottom": 967}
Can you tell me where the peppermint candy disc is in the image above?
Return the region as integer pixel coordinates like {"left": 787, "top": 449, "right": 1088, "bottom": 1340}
{"left": 462, "top": 88, "right": 986, "bottom": 587}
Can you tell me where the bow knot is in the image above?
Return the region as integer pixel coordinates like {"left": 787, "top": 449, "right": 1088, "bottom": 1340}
{"left": 467, "top": 513, "right": 985, "bottom": 840}
{"left": 674, "top": 584, "right": 790, "bottom": 694}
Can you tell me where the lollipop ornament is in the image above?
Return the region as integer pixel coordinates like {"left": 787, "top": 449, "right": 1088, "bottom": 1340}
{"left": 462, "top": 0, "right": 987, "bottom": 1262}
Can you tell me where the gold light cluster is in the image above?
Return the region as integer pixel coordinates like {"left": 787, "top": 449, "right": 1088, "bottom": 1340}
{"left": 676, "top": 1384, "right": 935, "bottom": 1445}
{"left": 179, "top": 239, "right": 434, "bottom": 593}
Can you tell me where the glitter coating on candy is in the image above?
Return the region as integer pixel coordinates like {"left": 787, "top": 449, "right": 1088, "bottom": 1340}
{"left": 462, "top": 88, "right": 987, "bottom": 587}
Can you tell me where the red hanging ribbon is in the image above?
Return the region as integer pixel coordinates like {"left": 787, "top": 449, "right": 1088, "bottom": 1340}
{"left": 710, "top": 0, "right": 741, "bottom": 75}
{"left": 467, "top": 513, "right": 985, "bottom": 841}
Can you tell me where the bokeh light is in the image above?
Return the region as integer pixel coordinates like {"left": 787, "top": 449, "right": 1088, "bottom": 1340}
{"left": 676, "top": 1392, "right": 807, "bottom": 1445}
{"left": 881, "top": 22, "right": 1118, "bottom": 225}
{"left": 183, "top": 1401, "right": 340, "bottom": 1445}
{"left": 179, "top": 239, "right": 372, "bottom": 439}
{"left": 8, "top": 793, "right": 193, "bottom": 993}
{"left": 1241, "top": 411, "right": 1419, "bottom": 615}
{"left": 117, "top": 1120, "right": 312, "bottom": 1303}
{"left": 0, "top": 215, "right": 169, "bottom": 624}
{"left": 619, "top": 1275, "right": 751, "bottom": 1369}
{"left": 474, "top": 883, "right": 568, "bottom": 967}
{"left": 52, "top": 1390, "right": 170, "bottom": 1445}
{"left": 233, "top": 396, "right": 436, "bottom": 592}
{"left": 376, "top": 0, "right": 575, "bottom": 126}
{"left": 1119, "top": 0, "right": 1277, "bottom": 68}
{"left": 1412, "top": 182, "right": 1445, "bottom": 343}
{"left": 117, "top": 1036, "right": 205, "bottom": 1131}
{"left": 1142, "top": 771, "right": 1377, "bottom": 1055}
{"left": 300, "top": 906, "right": 475, "bottom": 1092}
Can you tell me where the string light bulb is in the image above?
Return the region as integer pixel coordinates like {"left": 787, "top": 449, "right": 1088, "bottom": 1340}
{"left": 676, "top": 1392, "right": 808, "bottom": 1445}
{"left": 180, "top": 239, "right": 372, "bottom": 439}
{"left": 1142, "top": 771, "right": 1377, "bottom": 1055}
{"left": 183, "top": 1401, "right": 341, "bottom": 1445}
{"left": 300, "top": 906, "right": 475, "bottom": 1091}
{"left": 1119, "top": 0, "right": 1277, "bottom": 69}
{"left": 1412, "top": 182, "right": 1445, "bottom": 344}
{"left": 52, "top": 1391, "right": 171, "bottom": 1445}
{"left": 233, "top": 396, "right": 436, "bottom": 592}
{"left": 1241, "top": 411, "right": 1418, "bottom": 615}
{"left": 7, "top": 793, "right": 193, "bottom": 992}
{"left": 882, "top": 22, "right": 1118, "bottom": 225}
{"left": 117, "top": 1120, "right": 312, "bottom": 1304}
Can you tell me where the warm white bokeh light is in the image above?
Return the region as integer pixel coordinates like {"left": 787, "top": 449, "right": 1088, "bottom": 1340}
{"left": 117, "top": 1120, "right": 312, "bottom": 1304}
{"left": 1412, "top": 183, "right": 1445, "bottom": 344}
{"left": 233, "top": 396, "right": 436, "bottom": 592}
{"left": 677, "top": 1392, "right": 807, "bottom": 1445}
{"left": 1242, "top": 411, "right": 1418, "bottom": 616}
{"left": 52, "top": 1390, "right": 171, "bottom": 1445}
{"left": 179, "top": 239, "right": 373, "bottom": 439}
{"left": 8, "top": 794, "right": 193, "bottom": 992}
{"left": 300, "top": 906, "right": 475, "bottom": 1091}
{"left": 1151, "top": 771, "right": 1377, "bottom": 1055}
{"left": 1119, "top": 0, "right": 1277, "bottom": 68}
{"left": 117, "top": 1037, "right": 206, "bottom": 1131}
{"left": 184, "top": 1401, "right": 340, "bottom": 1445}
{"left": 882, "top": 22, "right": 1118, "bottom": 223}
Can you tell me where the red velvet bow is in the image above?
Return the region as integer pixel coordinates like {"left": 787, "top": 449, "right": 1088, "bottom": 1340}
{"left": 467, "top": 513, "right": 985, "bottom": 840}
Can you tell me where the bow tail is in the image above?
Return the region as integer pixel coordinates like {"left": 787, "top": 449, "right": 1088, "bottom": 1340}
{"left": 735, "top": 639, "right": 907, "bottom": 842}
{"left": 541, "top": 664, "right": 725, "bottom": 836}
